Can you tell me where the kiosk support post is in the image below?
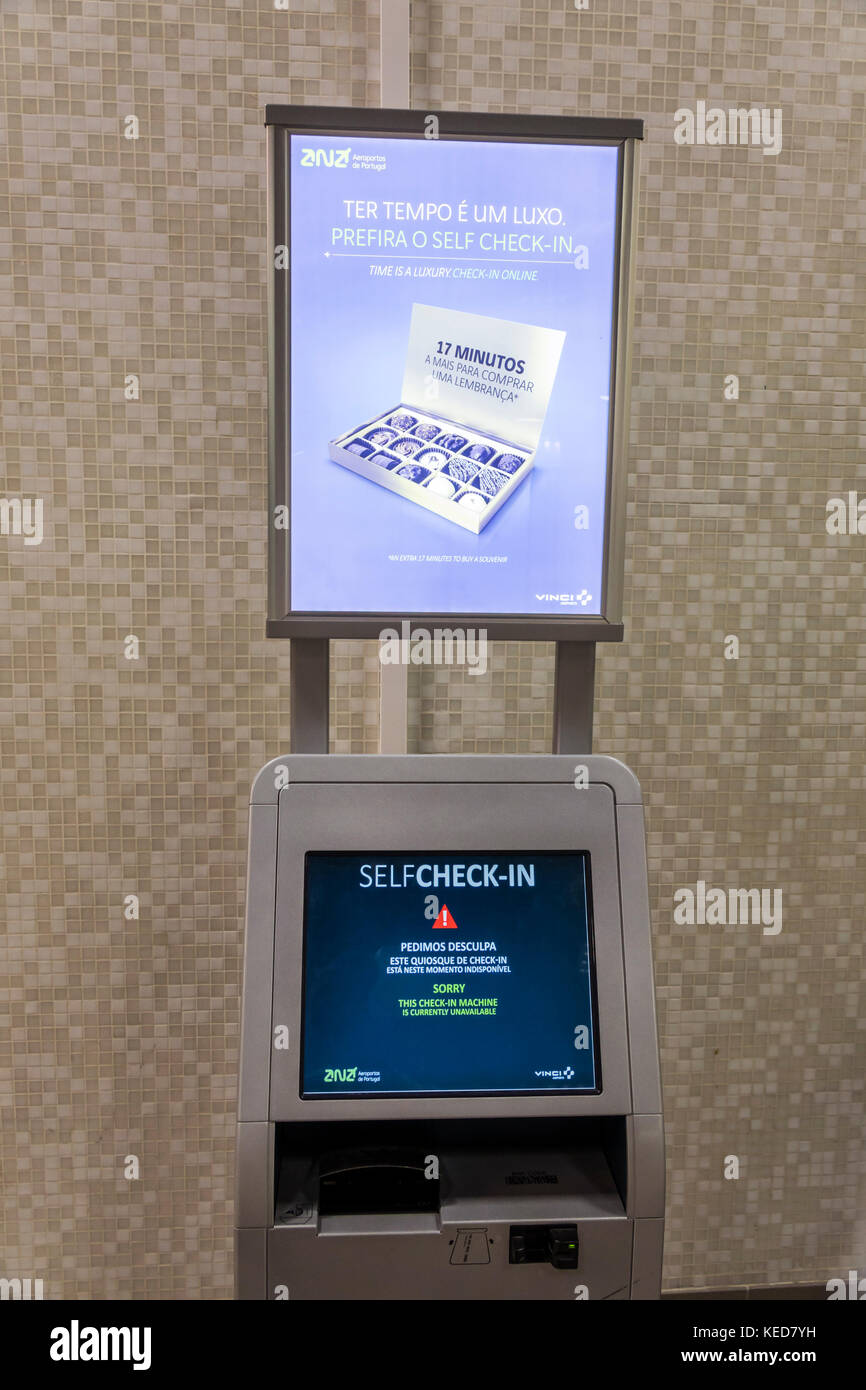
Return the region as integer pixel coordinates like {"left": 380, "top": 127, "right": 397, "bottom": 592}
{"left": 553, "top": 641, "right": 595, "bottom": 754}
{"left": 380, "top": 0, "right": 409, "bottom": 107}
{"left": 290, "top": 638, "right": 329, "bottom": 754}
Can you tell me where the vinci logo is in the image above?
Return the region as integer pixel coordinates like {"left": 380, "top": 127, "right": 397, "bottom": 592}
{"left": 535, "top": 591, "right": 593, "bottom": 608}
{"left": 300, "top": 147, "right": 351, "bottom": 168}
{"left": 323, "top": 1067, "right": 358, "bottom": 1083}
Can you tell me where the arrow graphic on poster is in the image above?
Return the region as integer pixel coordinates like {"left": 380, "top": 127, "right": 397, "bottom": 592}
{"left": 432, "top": 903, "right": 459, "bottom": 933}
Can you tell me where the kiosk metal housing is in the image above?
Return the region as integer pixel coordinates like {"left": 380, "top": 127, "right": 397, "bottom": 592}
{"left": 236, "top": 755, "right": 664, "bottom": 1300}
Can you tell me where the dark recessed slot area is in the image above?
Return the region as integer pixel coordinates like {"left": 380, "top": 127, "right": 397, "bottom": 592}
{"left": 274, "top": 1116, "right": 627, "bottom": 1221}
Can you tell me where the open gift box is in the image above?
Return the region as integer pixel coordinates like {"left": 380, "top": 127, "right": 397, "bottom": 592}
{"left": 329, "top": 303, "right": 566, "bottom": 535}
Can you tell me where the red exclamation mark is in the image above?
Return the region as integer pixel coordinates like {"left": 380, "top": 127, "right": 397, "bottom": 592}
{"left": 432, "top": 904, "right": 458, "bottom": 932}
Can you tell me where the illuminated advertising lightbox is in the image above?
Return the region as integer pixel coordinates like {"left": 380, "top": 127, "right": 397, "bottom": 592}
{"left": 301, "top": 851, "right": 600, "bottom": 1097}
{"left": 267, "top": 108, "right": 642, "bottom": 637}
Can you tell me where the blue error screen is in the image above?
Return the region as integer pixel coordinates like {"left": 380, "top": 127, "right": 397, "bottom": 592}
{"left": 301, "top": 851, "right": 599, "bottom": 1097}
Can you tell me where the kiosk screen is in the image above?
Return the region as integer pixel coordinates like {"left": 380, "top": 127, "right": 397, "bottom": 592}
{"left": 301, "top": 851, "right": 599, "bottom": 1096}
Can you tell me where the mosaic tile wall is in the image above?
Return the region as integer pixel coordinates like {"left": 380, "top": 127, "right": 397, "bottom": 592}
{"left": 0, "top": 0, "right": 863, "bottom": 1298}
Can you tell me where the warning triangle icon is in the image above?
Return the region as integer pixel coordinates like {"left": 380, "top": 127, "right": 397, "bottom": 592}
{"left": 432, "top": 903, "right": 459, "bottom": 933}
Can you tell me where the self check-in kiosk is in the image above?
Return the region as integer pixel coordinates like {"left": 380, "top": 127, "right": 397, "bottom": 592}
{"left": 236, "top": 755, "right": 664, "bottom": 1299}
{"left": 240, "top": 103, "right": 662, "bottom": 1298}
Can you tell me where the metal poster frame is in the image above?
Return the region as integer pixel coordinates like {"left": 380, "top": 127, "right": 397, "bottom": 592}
{"left": 266, "top": 105, "right": 642, "bottom": 646}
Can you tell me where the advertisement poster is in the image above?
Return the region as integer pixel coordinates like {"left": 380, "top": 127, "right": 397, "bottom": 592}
{"left": 301, "top": 851, "right": 598, "bottom": 1095}
{"left": 289, "top": 132, "right": 620, "bottom": 616}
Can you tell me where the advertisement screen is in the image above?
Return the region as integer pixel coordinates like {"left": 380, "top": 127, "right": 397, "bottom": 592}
{"left": 288, "top": 132, "right": 621, "bottom": 617}
{"left": 301, "top": 851, "right": 599, "bottom": 1096}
